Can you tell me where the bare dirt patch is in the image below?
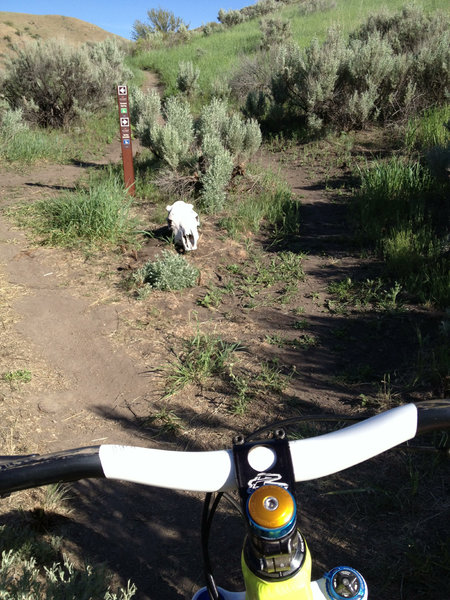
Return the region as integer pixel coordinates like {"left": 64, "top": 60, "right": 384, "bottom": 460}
{"left": 0, "top": 121, "right": 448, "bottom": 599}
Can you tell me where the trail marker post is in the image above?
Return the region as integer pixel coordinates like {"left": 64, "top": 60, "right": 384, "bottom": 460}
{"left": 117, "top": 85, "right": 135, "bottom": 196}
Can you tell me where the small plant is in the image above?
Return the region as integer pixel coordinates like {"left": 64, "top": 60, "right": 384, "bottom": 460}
{"left": 2, "top": 369, "right": 32, "bottom": 383}
{"left": 257, "top": 361, "right": 290, "bottom": 394}
{"left": 0, "top": 523, "right": 136, "bottom": 600}
{"left": 145, "top": 408, "right": 183, "bottom": 435}
{"left": 131, "top": 251, "right": 199, "bottom": 295}
{"left": 41, "top": 483, "right": 73, "bottom": 514}
{"left": 229, "top": 369, "right": 252, "bottom": 415}
{"left": 296, "top": 334, "right": 318, "bottom": 349}
{"left": 197, "top": 286, "right": 227, "bottom": 308}
{"left": 164, "top": 330, "right": 241, "bottom": 395}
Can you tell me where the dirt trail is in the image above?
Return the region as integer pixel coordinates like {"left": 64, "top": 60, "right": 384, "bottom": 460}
{"left": 0, "top": 137, "right": 153, "bottom": 449}
{"left": 0, "top": 82, "right": 447, "bottom": 600}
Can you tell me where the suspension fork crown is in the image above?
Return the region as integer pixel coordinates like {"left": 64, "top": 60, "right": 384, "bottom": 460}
{"left": 232, "top": 433, "right": 307, "bottom": 580}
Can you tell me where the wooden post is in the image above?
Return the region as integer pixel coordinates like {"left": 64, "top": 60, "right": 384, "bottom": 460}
{"left": 117, "top": 85, "right": 135, "bottom": 196}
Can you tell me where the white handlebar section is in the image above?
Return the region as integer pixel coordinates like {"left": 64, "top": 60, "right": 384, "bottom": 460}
{"left": 99, "top": 404, "right": 418, "bottom": 492}
{"left": 99, "top": 446, "right": 236, "bottom": 492}
{"left": 290, "top": 403, "right": 418, "bottom": 482}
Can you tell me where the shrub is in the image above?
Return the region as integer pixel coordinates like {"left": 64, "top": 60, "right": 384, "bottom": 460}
{"left": 229, "top": 51, "right": 277, "bottom": 104}
{"left": 260, "top": 17, "right": 292, "bottom": 51}
{"left": 129, "top": 87, "right": 161, "bottom": 148}
{"left": 350, "top": 4, "right": 445, "bottom": 54}
{"left": 298, "top": 0, "right": 337, "bottom": 16}
{"left": 210, "top": 77, "right": 231, "bottom": 100}
{"left": 0, "top": 107, "right": 28, "bottom": 141}
{"left": 198, "top": 98, "right": 262, "bottom": 162}
{"left": 0, "top": 39, "right": 131, "bottom": 128}
{"left": 199, "top": 135, "right": 234, "bottom": 213}
{"left": 133, "top": 95, "right": 262, "bottom": 210}
{"left": 150, "top": 96, "right": 195, "bottom": 169}
{"left": 196, "top": 99, "right": 261, "bottom": 212}
{"left": 269, "top": 6, "right": 449, "bottom": 133}
{"left": 218, "top": 9, "right": 245, "bottom": 27}
{"left": 132, "top": 8, "right": 187, "bottom": 39}
{"left": 131, "top": 250, "right": 199, "bottom": 294}
{"left": 202, "top": 22, "right": 224, "bottom": 36}
{"left": 176, "top": 60, "right": 200, "bottom": 96}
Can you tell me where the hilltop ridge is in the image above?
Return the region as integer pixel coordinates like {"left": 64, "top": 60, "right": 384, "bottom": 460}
{"left": 0, "top": 12, "right": 129, "bottom": 62}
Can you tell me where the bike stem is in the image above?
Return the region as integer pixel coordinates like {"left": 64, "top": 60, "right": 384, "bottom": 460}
{"left": 232, "top": 433, "right": 367, "bottom": 600}
{"left": 233, "top": 432, "right": 303, "bottom": 581}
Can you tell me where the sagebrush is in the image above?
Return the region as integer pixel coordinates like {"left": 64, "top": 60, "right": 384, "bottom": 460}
{"left": 131, "top": 95, "right": 262, "bottom": 212}
{"left": 246, "top": 5, "right": 449, "bottom": 132}
{"left": 0, "top": 39, "right": 131, "bottom": 128}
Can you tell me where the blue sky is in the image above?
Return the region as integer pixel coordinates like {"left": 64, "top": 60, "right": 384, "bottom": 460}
{"left": 1, "top": 1, "right": 252, "bottom": 39}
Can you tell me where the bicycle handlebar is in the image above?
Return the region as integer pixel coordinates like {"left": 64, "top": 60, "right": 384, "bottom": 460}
{"left": 1, "top": 401, "right": 449, "bottom": 497}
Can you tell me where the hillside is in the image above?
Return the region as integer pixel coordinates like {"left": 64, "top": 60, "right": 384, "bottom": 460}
{"left": 0, "top": 12, "right": 128, "bottom": 62}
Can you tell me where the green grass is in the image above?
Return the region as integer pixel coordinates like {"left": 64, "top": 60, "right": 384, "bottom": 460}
{"left": 353, "top": 156, "right": 449, "bottom": 307}
{"left": 220, "top": 167, "right": 301, "bottom": 242}
{"left": 0, "top": 127, "right": 69, "bottom": 163}
{"left": 164, "top": 330, "right": 241, "bottom": 396}
{"left": 354, "top": 158, "right": 434, "bottom": 244}
{"left": 405, "top": 104, "right": 450, "bottom": 151}
{"left": 327, "top": 278, "right": 403, "bottom": 311}
{"left": 224, "top": 248, "right": 304, "bottom": 308}
{"left": 13, "top": 171, "right": 139, "bottom": 249}
{"left": 0, "top": 108, "right": 119, "bottom": 164}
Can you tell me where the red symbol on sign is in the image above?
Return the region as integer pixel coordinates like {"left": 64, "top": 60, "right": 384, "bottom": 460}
{"left": 120, "top": 118, "right": 129, "bottom": 127}
{"left": 118, "top": 86, "right": 127, "bottom": 95}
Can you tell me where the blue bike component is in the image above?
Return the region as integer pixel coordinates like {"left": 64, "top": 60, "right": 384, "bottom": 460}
{"left": 325, "top": 567, "right": 366, "bottom": 599}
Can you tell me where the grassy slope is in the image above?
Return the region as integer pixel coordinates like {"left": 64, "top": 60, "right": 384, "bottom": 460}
{"left": 131, "top": 0, "right": 449, "bottom": 95}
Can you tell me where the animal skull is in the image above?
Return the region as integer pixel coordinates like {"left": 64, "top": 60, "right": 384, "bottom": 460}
{"left": 166, "top": 201, "right": 200, "bottom": 252}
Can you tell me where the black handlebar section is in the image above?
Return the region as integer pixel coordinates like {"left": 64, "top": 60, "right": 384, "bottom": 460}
{"left": 0, "top": 446, "right": 104, "bottom": 496}
{"left": 416, "top": 399, "right": 450, "bottom": 434}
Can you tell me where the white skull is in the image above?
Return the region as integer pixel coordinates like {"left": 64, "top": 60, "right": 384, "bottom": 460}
{"left": 166, "top": 201, "right": 200, "bottom": 252}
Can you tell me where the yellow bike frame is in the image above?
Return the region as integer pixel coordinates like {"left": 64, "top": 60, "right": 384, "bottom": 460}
{"left": 242, "top": 540, "right": 313, "bottom": 600}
